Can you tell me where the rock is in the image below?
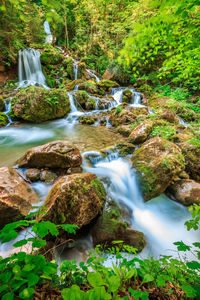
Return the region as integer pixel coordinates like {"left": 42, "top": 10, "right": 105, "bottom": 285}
{"left": 79, "top": 116, "right": 97, "bottom": 125}
{"left": 161, "top": 109, "right": 177, "bottom": 123}
{"left": 26, "top": 168, "right": 40, "bottom": 182}
{"left": 12, "top": 87, "right": 70, "bottom": 123}
{"left": 116, "top": 142, "right": 136, "bottom": 157}
{"left": 78, "top": 81, "right": 98, "bottom": 94}
{"left": 97, "top": 79, "right": 119, "bottom": 95}
{"left": 0, "top": 95, "right": 5, "bottom": 111}
{"left": 17, "top": 140, "right": 82, "bottom": 169}
{"left": 116, "top": 125, "right": 133, "bottom": 137}
{"left": 0, "top": 112, "right": 9, "bottom": 127}
{"left": 74, "top": 91, "right": 96, "bottom": 111}
{"left": 178, "top": 141, "right": 200, "bottom": 182}
{"left": 168, "top": 180, "right": 200, "bottom": 206}
{"left": 128, "top": 121, "right": 153, "bottom": 144}
{"left": 64, "top": 79, "right": 83, "bottom": 91}
{"left": 40, "top": 173, "right": 106, "bottom": 227}
{"left": 109, "top": 108, "right": 137, "bottom": 127}
{"left": 0, "top": 167, "right": 38, "bottom": 228}
{"left": 91, "top": 201, "right": 145, "bottom": 252}
{"left": 123, "top": 89, "right": 133, "bottom": 103}
{"left": 132, "top": 137, "right": 185, "bottom": 200}
{"left": 40, "top": 170, "right": 57, "bottom": 183}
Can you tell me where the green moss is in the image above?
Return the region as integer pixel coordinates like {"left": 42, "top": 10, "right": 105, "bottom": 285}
{"left": 41, "top": 51, "right": 62, "bottom": 65}
{"left": 0, "top": 113, "right": 9, "bottom": 127}
{"left": 91, "top": 178, "right": 106, "bottom": 203}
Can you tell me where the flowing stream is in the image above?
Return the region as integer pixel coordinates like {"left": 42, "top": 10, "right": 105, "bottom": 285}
{"left": 0, "top": 49, "right": 197, "bottom": 261}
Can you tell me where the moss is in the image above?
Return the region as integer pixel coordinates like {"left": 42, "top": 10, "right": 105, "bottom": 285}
{"left": 41, "top": 51, "right": 63, "bottom": 65}
{"left": 91, "top": 178, "right": 106, "bottom": 203}
{"left": 0, "top": 96, "right": 5, "bottom": 111}
{"left": 0, "top": 112, "right": 9, "bottom": 127}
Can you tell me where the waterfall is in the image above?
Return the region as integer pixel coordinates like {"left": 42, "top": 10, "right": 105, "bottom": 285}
{"left": 3, "top": 99, "right": 13, "bottom": 125}
{"left": 86, "top": 69, "right": 101, "bottom": 82}
{"left": 84, "top": 154, "right": 198, "bottom": 258}
{"left": 73, "top": 63, "right": 79, "bottom": 80}
{"left": 18, "top": 48, "right": 48, "bottom": 88}
{"left": 44, "top": 21, "right": 53, "bottom": 44}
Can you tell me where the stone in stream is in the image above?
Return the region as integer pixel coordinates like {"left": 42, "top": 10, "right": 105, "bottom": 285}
{"left": 17, "top": 140, "right": 82, "bottom": 170}
{"left": 78, "top": 81, "right": 98, "bottom": 94}
{"left": 168, "top": 179, "right": 200, "bottom": 206}
{"left": 0, "top": 167, "right": 38, "bottom": 228}
{"left": 39, "top": 173, "right": 106, "bottom": 227}
{"left": 128, "top": 120, "right": 153, "bottom": 144}
{"left": 132, "top": 137, "right": 185, "bottom": 201}
{"left": 97, "top": 79, "right": 119, "bottom": 95}
{"left": 122, "top": 89, "right": 134, "bottom": 103}
{"left": 12, "top": 86, "right": 71, "bottom": 123}
{"left": 116, "top": 125, "right": 133, "bottom": 137}
{"left": 91, "top": 200, "right": 146, "bottom": 253}
{"left": 26, "top": 168, "right": 40, "bottom": 182}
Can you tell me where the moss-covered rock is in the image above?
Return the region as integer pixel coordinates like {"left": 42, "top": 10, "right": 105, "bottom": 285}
{"left": 40, "top": 173, "right": 106, "bottom": 227}
{"left": 123, "top": 89, "right": 133, "bottom": 103}
{"left": 0, "top": 95, "right": 5, "bottom": 111}
{"left": 168, "top": 179, "right": 200, "bottom": 206}
{"left": 78, "top": 81, "right": 98, "bottom": 94}
{"left": 109, "top": 107, "right": 137, "bottom": 127}
{"left": 132, "top": 137, "right": 185, "bottom": 200}
{"left": 128, "top": 121, "right": 153, "bottom": 144}
{"left": 74, "top": 91, "right": 96, "bottom": 111}
{"left": 41, "top": 51, "right": 63, "bottom": 65}
{"left": 97, "top": 79, "right": 119, "bottom": 95}
{"left": 79, "top": 116, "right": 97, "bottom": 125}
{"left": 116, "top": 125, "right": 133, "bottom": 137}
{"left": 0, "top": 112, "right": 9, "bottom": 127}
{"left": 91, "top": 200, "right": 145, "bottom": 253}
{"left": 12, "top": 86, "right": 70, "bottom": 123}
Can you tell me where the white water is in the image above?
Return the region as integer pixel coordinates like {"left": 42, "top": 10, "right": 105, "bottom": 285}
{"left": 44, "top": 21, "right": 53, "bottom": 44}
{"left": 3, "top": 99, "right": 13, "bottom": 125}
{"left": 84, "top": 154, "right": 199, "bottom": 258}
{"left": 18, "top": 48, "right": 48, "bottom": 88}
{"left": 86, "top": 69, "right": 101, "bottom": 82}
{"left": 73, "top": 62, "right": 79, "bottom": 80}
{"left": 112, "top": 87, "right": 141, "bottom": 106}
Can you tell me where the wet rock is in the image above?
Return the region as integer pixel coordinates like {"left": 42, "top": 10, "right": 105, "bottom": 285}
{"left": 74, "top": 91, "right": 96, "bottom": 111}
{"left": 161, "top": 109, "right": 177, "bottom": 123}
{"left": 64, "top": 79, "right": 83, "bottom": 91}
{"left": 0, "top": 167, "right": 38, "bottom": 228}
{"left": 17, "top": 140, "right": 82, "bottom": 169}
{"left": 123, "top": 89, "right": 133, "bottom": 103}
{"left": 0, "top": 112, "right": 9, "bottom": 127}
{"left": 91, "top": 201, "right": 145, "bottom": 252}
{"left": 132, "top": 137, "right": 185, "bottom": 200}
{"left": 26, "top": 168, "right": 40, "bottom": 182}
{"left": 98, "top": 96, "right": 115, "bottom": 109}
{"left": 128, "top": 121, "right": 153, "bottom": 144}
{"left": 109, "top": 108, "right": 137, "bottom": 127}
{"left": 78, "top": 81, "right": 98, "bottom": 94}
{"left": 12, "top": 87, "right": 70, "bottom": 123}
{"left": 79, "top": 116, "right": 97, "bottom": 125}
{"left": 40, "top": 170, "right": 57, "bottom": 183}
{"left": 178, "top": 141, "right": 200, "bottom": 182}
{"left": 40, "top": 173, "right": 106, "bottom": 227}
{"left": 0, "top": 95, "right": 5, "bottom": 111}
{"left": 168, "top": 180, "right": 200, "bottom": 206}
{"left": 116, "top": 125, "right": 133, "bottom": 137}
{"left": 116, "top": 142, "right": 136, "bottom": 157}
{"left": 97, "top": 79, "right": 119, "bottom": 95}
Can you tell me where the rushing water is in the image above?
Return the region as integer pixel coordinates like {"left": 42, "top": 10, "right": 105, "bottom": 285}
{"left": 44, "top": 21, "right": 53, "bottom": 44}
{"left": 18, "top": 48, "right": 48, "bottom": 88}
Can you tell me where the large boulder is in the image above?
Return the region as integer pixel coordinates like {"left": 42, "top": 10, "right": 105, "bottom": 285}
{"left": 0, "top": 167, "right": 38, "bottom": 228}
{"left": 74, "top": 91, "right": 96, "bottom": 111}
{"left": 40, "top": 173, "right": 106, "bottom": 227}
{"left": 128, "top": 121, "right": 153, "bottom": 144}
{"left": 168, "top": 179, "right": 200, "bottom": 206}
{"left": 132, "top": 137, "right": 185, "bottom": 200}
{"left": 0, "top": 112, "right": 9, "bottom": 127}
{"left": 17, "top": 140, "right": 82, "bottom": 170}
{"left": 12, "top": 87, "right": 70, "bottom": 123}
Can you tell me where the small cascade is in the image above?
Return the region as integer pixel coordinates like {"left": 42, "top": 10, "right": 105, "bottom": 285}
{"left": 18, "top": 48, "right": 48, "bottom": 88}
{"left": 133, "top": 92, "right": 141, "bottom": 105}
{"left": 66, "top": 92, "right": 84, "bottom": 124}
{"left": 86, "top": 69, "right": 101, "bottom": 83}
{"left": 112, "top": 87, "right": 125, "bottom": 105}
{"left": 3, "top": 99, "right": 13, "bottom": 125}
{"left": 73, "top": 62, "right": 79, "bottom": 80}
{"left": 178, "top": 117, "right": 188, "bottom": 127}
{"left": 44, "top": 21, "right": 53, "bottom": 44}
{"left": 84, "top": 155, "right": 198, "bottom": 258}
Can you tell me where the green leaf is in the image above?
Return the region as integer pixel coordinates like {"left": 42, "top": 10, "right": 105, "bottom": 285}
{"left": 27, "top": 273, "right": 39, "bottom": 287}
{"left": 13, "top": 265, "right": 21, "bottom": 274}
{"left": 107, "top": 276, "right": 120, "bottom": 293}
{"left": 13, "top": 240, "right": 28, "bottom": 248}
{"left": 2, "top": 293, "right": 14, "bottom": 300}
{"left": 181, "top": 284, "right": 197, "bottom": 298}
{"left": 186, "top": 261, "right": 200, "bottom": 270}
{"left": 173, "top": 241, "right": 190, "bottom": 251}
{"left": 87, "top": 272, "right": 105, "bottom": 288}
{"left": 142, "top": 274, "right": 154, "bottom": 284}
{"left": 19, "top": 288, "right": 35, "bottom": 299}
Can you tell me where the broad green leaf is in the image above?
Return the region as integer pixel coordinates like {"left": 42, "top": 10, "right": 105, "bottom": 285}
{"left": 87, "top": 272, "right": 105, "bottom": 288}
{"left": 19, "top": 288, "right": 35, "bottom": 299}
{"left": 13, "top": 240, "right": 28, "bottom": 248}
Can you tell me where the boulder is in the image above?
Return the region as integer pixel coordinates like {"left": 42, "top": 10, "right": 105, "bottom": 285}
{"left": 161, "top": 109, "right": 177, "bottom": 123}
{"left": 178, "top": 141, "right": 200, "bottom": 182}
{"left": 78, "top": 81, "right": 98, "bottom": 94}
{"left": 97, "top": 80, "right": 119, "bottom": 95}
{"left": 0, "top": 167, "right": 38, "bottom": 228}
{"left": 109, "top": 108, "right": 137, "bottom": 127}
{"left": 64, "top": 79, "right": 83, "bottom": 91}
{"left": 0, "top": 95, "right": 5, "bottom": 111}
{"left": 12, "top": 87, "right": 70, "bottom": 123}
{"left": 79, "top": 116, "right": 97, "bottom": 125}
{"left": 168, "top": 180, "right": 200, "bottom": 206}
{"left": 91, "top": 201, "right": 145, "bottom": 252}
{"left": 128, "top": 121, "right": 153, "bottom": 144}
{"left": 40, "top": 170, "right": 57, "bottom": 183}
{"left": 40, "top": 173, "right": 106, "bottom": 227}
{"left": 116, "top": 125, "right": 133, "bottom": 137}
{"left": 123, "top": 89, "right": 133, "bottom": 103}
{"left": 0, "top": 112, "right": 9, "bottom": 127}
{"left": 17, "top": 140, "right": 82, "bottom": 169}
{"left": 74, "top": 91, "right": 96, "bottom": 111}
{"left": 132, "top": 137, "right": 185, "bottom": 200}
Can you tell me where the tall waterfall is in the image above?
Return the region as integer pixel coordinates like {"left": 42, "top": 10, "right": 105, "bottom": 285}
{"left": 18, "top": 48, "right": 48, "bottom": 88}
{"left": 44, "top": 21, "right": 53, "bottom": 44}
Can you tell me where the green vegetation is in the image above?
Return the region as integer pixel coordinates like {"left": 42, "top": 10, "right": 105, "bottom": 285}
{"left": 0, "top": 207, "right": 200, "bottom": 299}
